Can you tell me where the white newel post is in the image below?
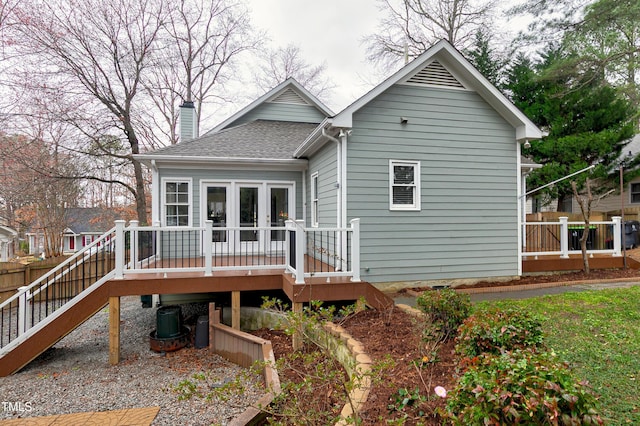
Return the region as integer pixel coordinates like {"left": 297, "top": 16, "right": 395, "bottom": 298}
{"left": 295, "top": 219, "right": 305, "bottom": 284}
{"left": 612, "top": 216, "right": 622, "bottom": 257}
{"left": 114, "top": 220, "right": 126, "bottom": 279}
{"left": 350, "top": 218, "right": 361, "bottom": 282}
{"left": 559, "top": 216, "right": 569, "bottom": 258}
{"left": 153, "top": 221, "right": 161, "bottom": 260}
{"left": 17, "top": 286, "right": 28, "bottom": 336}
{"left": 129, "top": 220, "right": 138, "bottom": 268}
{"left": 204, "top": 220, "right": 213, "bottom": 276}
{"left": 285, "top": 220, "right": 293, "bottom": 271}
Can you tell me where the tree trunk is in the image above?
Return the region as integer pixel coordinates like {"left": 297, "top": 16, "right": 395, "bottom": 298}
{"left": 579, "top": 220, "right": 590, "bottom": 274}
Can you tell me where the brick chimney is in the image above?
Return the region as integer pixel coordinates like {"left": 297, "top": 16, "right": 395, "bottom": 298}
{"left": 179, "top": 101, "right": 198, "bottom": 142}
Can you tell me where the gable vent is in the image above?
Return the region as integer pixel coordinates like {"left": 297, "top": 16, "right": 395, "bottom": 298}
{"left": 405, "top": 60, "right": 465, "bottom": 89}
{"left": 269, "top": 88, "right": 310, "bottom": 105}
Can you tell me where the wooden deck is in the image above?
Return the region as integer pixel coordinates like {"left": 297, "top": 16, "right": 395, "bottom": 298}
{"left": 0, "top": 265, "right": 392, "bottom": 377}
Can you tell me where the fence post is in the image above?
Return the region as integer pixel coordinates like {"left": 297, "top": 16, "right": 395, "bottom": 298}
{"left": 612, "top": 216, "right": 622, "bottom": 257}
{"left": 559, "top": 216, "right": 569, "bottom": 258}
{"left": 17, "top": 286, "right": 28, "bottom": 336}
{"left": 114, "top": 220, "right": 126, "bottom": 279}
{"left": 204, "top": 220, "right": 213, "bottom": 276}
{"left": 129, "top": 220, "right": 138, "bottom": 268}
{"left": 295, "top": 220, "right": 305, "bottom": 284}
{"left": 350, "top": 218, "right": 361, "bottom": 282}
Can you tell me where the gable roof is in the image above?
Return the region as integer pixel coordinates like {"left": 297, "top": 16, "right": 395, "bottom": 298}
{"left": 332, "top": 39, "right": 542, "bottom": 142}
{"left": 137, "top": 120, "right": 316, "bottom": 166}
{"left": 207, "top": 78, "right": 334, "bottom": 134}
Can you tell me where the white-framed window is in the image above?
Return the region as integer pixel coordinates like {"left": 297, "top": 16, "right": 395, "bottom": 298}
{"left": 163, "top": 179, "right": 191, "bottom": 226}
{"left": 630, "top": 183, "right": 640, "bottom": 204}
{"left": 311, "top": 172, "right": 319, "bottom": 227}
{"left": 389, "top": 160, "right": 421, "bottom": 211}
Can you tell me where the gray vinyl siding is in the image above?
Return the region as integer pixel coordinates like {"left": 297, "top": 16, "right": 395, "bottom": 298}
{"left": 306, "top": 142, "right": 338, "bottom": 227}
{"left": 225, "top": 103, "right": 326, "bottom": 129}
{"left": 347, "top": 84, "right": 519, "bottom": 283}
{"left": 158, "top": 168, "right": 304, "bottom": 225}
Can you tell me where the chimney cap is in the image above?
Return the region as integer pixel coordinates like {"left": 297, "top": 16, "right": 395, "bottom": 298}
{"left": 180, "top": 100, "right": 195, "bottom": 108}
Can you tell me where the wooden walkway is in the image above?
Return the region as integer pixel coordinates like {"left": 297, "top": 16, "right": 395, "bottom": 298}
{"left": 0, "top": 406, "right": 159, "bottom": 425}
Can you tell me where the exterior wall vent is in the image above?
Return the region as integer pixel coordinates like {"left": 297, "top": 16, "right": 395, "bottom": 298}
{"left": 405, "top": 60, "right": 465, "bottom": 89}
{"left": 269, "top": 88, "right": 310, "bottom": 105}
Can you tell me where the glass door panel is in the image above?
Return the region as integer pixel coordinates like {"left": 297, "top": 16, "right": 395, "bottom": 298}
{"left": 206, "top": 186, "right": 227, "bottom": 243}
{"left": 270, "top": 187, "right": 288, "bottom": 242}
{"left": 239, "top": 186, "right": 259, "bottom": 243}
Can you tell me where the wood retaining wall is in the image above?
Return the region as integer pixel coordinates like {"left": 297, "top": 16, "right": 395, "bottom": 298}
{"left": 208, "top": 303, "right": 280, "bottom": 426}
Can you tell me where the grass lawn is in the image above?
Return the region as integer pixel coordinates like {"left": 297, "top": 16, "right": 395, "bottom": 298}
{"left": 479, "top": 286, "right": 640, "bottom": 425}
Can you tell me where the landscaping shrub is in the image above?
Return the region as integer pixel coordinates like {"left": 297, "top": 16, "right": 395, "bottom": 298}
{"left": 445, "top": 350, "right": 603, "bottom": 425}
{"left": 455, "top": 307, "right": 544, "bottom": 357}
{"left": 416, "top": 288, "right": 471, "bottom": 340}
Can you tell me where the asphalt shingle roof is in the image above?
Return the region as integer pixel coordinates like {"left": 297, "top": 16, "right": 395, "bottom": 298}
{"left": 65, "top": 208, "right": 121, "bottom": 234}
{"left": 144, "top": 120, "right": 318, "bottom": 160}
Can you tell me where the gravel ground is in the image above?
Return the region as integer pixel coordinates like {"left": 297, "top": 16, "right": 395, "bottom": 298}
{"left": 0, "top": 297, "right": 264, "bottom": 425}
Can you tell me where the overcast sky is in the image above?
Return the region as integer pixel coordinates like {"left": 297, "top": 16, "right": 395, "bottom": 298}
{"left": 246, "top": 0, "right": 384, "bottom": 113}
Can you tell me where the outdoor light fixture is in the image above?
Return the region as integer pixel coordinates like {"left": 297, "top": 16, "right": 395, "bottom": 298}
{"left": 523, "top": 141, "right": 531, "bottom": 149}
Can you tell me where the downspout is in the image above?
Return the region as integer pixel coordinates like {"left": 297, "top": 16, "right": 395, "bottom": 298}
{"left": 151, "top": 160, "right": 160, "bottom": 226}
{"left": 340, "top": 130, "right": 349, "bottom": 269}
{"left": 302, "top": 169, "right": 307, "bottom": 223}
{"left": 323, "top": 128, "right": 344, "bottom": 271}
{"left": 516, "top": 145, "right": 523, "bottom": 276}
{"left": 322, "top": 128, "right": 342, "bottom": 229}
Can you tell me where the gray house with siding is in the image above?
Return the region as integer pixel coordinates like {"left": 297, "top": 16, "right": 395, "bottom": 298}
{"left": 137, "top": 40, "right": 542, "bottom": 289}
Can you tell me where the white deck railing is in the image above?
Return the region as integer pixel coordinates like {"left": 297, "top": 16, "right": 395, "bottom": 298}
{"left": 523, "top": 216, "right": 622, "bottom": 258}
{"left": 113, "top": 219, "right": 361, "bottom": 284}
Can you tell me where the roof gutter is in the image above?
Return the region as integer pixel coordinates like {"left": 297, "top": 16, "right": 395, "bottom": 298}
{"left": 294, "top": 118, "right": 333, "bottom": 158}
{"left": 134, "top": 155, "right": 308, "bottom": 169}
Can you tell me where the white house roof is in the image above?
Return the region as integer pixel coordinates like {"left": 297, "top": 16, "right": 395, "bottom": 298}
{"left": 206, "top": 78, "right": 334, "bottom": 134}
{"left": 332, "top": 39, "right": 542, "bottom": 142}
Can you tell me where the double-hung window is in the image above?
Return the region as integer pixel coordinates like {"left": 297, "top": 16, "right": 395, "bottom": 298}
{"left": 631, "top": 183, "right": 640, "bottom": 203}
{"left": 311, "top": 172, "right": 319, "bottom": 227}
{"left": 389, "top": 160, "right": 420, "bottom": 211}
{"left": 164, "top": 180, "right": 191, "bottom": 226}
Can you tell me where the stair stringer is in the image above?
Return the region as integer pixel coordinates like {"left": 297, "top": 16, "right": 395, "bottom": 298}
{"left": 0, "top": 272, "right": 115, "bottom": 376}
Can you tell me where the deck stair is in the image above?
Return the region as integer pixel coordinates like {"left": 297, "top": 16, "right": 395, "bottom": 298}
{"left": 0, "top": 228, "right": 117, "bottom": 376}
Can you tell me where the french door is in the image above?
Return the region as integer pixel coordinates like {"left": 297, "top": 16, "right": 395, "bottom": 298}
{"left": 203, "top": 182, "right": 293, "bottom": 254}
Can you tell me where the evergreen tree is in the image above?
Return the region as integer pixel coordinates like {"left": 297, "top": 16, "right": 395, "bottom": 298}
{"left": 464, "top": 30, "right": 503, "bottom": 87}
{"left": 506, "top": 45, "right": 636, "bottom": 208}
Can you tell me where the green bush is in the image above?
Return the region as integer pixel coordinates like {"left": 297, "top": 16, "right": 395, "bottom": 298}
{"left": 455, "top": 307, "right": 545, "bottom": 357}
{"left": 445, "top": 350, "right": 603, "bottom": 425}
{"left": 416, "top": 288, "right": 471, "bottom": 340}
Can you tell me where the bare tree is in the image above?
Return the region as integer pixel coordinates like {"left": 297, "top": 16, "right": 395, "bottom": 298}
{"left": 253, "top": 44, "right": 335, "bottom": 102}
{"left": 11, "top": 0, "right": 168, "bottom": 224}
{"left": 365, "top": 0, "right": 498, "bottom": 69}
{"left": 150, "top": 0, "right": 259, "bottom": 144}
{"left": 0, "top": 131, "right": 81, "bottom": 258}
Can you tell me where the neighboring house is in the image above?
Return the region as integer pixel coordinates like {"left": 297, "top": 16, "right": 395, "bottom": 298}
{"left": 62, "top": 208, "right": 121, "bottom": 253}
{"left": 26, "top": 208, "right": 121, "bottom": 255}
{"left": 0, "top": 225, "right": 18, "bottom": 262}
{"left": 136, "top": 39, "right": 542, "bottom": 287}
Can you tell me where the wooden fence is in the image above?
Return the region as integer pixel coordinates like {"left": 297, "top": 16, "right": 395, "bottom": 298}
{"left": 0, "top": 258, "right": 69, "bottom": 303}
